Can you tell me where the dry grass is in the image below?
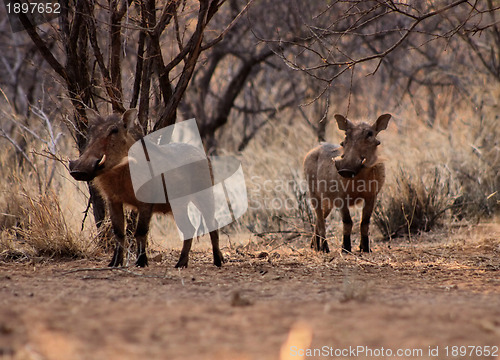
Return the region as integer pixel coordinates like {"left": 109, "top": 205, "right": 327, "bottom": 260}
{"left": 373, "top": 166, "right": 456, "bottom": 240}
{"left": 0, "top": 187, "right": 96, "bottom": 261}
{"left": 0, "top": 134, "right": 97, "bottom": 261}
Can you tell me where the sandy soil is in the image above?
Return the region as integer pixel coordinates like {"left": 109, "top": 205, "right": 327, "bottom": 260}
{"left": 1, "top": 224, "right": 499, "bottom": 360}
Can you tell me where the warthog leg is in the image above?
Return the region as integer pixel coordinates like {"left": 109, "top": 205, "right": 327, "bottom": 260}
{"left": 108, "top": 202, "right": 125, "bottom": 267}
{"left": 341, "top": 203, "right": 353, "bottom": 253}
{"left": 171, "top": 202, "right": 224, "bottom": 268}
{"left": 311, "top": 199, "right": 331, "bottom": 253}
{"left": 360, "top": 198, "right": 375, "bottom": 253}
{"left": 135, "top": 205, "right": 153, "bottom": 267}
{"left": 175, "top": 239, "right": 192, "bottom": 268}
{"left": 209, "top": 230, "right": 224, "bottom": 267}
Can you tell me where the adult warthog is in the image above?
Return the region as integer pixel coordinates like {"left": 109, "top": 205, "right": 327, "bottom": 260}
{"left": 304, "top": 114, "right": 391, "bottom": 253}
{"left": 69, "top": 109, "right": 224, "bottom": 268}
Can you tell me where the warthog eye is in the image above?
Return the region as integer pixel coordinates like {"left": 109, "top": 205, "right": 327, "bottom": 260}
{"left": 109, "top": 127, "right": 119, "bottom": 136}
{"left": 366, "top": 130, "right": 374, "bottom": 138}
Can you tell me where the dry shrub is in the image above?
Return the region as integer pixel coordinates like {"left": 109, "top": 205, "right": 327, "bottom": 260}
{"left": 20, "top": 192, "right": 88, "bottom": 257}
{"left": 372, "top": 85, "right": 499, "bottom": 241}
{"left": 0, "top": 190, "right": 93, "bottom": 260}
{"left": 449, "top": 114, "right": 500, "bottom": 219}
{"left": 0, "top": 191, "right": 30, "bottom": 232}
{"left": 373, "top": 166, "right": 457, "bottom": 240}
{"left": 0, "top": 97, "right": 100, "bottom": 261}
{"left": 0, "top": 133, "right": 95, "bottom": 260}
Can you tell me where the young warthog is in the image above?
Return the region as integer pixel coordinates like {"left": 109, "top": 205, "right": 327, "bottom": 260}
{"left": 69, "top": 109, "right": 224, "bottom": 268}
{"left": 304, "top": 113, "right": 391, "bottom": 253}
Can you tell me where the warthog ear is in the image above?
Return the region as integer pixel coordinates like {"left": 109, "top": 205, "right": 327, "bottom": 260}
{"left": 373, "top": 113, "right": 391, "bottom": 133}
{"left": 85, "top": 108, "right": 101, "bottom": 128}
{"left": 122, "top": 108, "right": 138, "bottom": 130}
{"left": 334, "top": 114, "right": 354, "bottom": 131}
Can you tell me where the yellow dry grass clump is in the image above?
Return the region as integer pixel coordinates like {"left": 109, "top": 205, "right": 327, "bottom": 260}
{"left": 0, "top": 142, "right": 97, "bottom": 261}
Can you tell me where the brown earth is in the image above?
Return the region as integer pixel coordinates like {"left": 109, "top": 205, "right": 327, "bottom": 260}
{"left": 1, "top": 224, "right": 499, "bottom": 360}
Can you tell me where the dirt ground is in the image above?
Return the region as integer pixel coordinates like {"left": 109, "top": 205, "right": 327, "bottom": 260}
{"left": 1, "top": 223, "right": 499, "bottom": 360}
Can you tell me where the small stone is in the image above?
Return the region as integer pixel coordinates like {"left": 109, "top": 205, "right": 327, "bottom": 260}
{"left": 231, "top": 292, "right": 252, "bottom": 307}
{"left": 257, "top": 252, "right": 269, "bottom": 259}
{"left": 151, "top": 254, "right": 163, "bottom": 262}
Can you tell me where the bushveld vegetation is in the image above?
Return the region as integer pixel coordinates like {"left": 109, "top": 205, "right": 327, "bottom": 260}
{"left": 0, "top": 0, "right": 498, "bottom": 260}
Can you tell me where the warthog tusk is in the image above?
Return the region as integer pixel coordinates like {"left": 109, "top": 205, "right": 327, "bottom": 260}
{"left": 361, "top": 157, "right": 367, "bottom": 165}
{"left": 98, "top": 154, "right": 106, "bottom": 166}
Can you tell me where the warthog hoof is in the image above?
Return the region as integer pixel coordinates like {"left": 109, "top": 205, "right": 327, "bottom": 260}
{"left": 175, "top": 256, "right": 189, "bottom": 268}
{"left": 135, "top": 253, "right": 149, "bottom": 267}
{"left": 108, "top": 249, "right": 124, "bottom": 267}
{"left": 342, "top": 235, "right": 352, "bottom": 254}
{"left": 108, "top": 258, "right": 122, "bottom": 267}
{"left": 311, "top": 236, "right": 329, "bottom": 253}
{"left": 360, "top": 235, "right": 371, "bottom": 253}
{"left": 213, "top": 250, "right": 224, "bottom": 268}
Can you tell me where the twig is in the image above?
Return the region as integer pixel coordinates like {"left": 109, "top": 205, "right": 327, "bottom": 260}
{"left": 253, "top": 230, "right": 304, "bottom": 238}
{"left": 0, "top": 128, "right": 36, "bottom": 172}
{"left": 333, "top": 250, "right": 381, "bottom": 266}
{"left": 201, "top": 0, "right": 256, "bottom": 51}
{"left": 60, "top": 266, "right": 172, "bottom": 279}
{"left": 81, "top": 197, "right": 92, "bottom": 232}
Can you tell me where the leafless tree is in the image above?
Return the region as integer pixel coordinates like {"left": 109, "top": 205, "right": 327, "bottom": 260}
{"left": 256, "top": 0, "right": 499, "bottom": 120}
{"left": 14, "top": 0, "right": 250, "bottom": 233}
{"left": 178, "top": 0, "right": 311, "bottom": 152}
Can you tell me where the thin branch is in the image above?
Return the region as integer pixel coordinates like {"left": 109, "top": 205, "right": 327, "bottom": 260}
{"left": 259, "top": 0, "right": 470, "bottom": 84}
{"left": 17, "top": 14, "right": 68, "bottom": 82}
{"left": 201, "top": 0, "right": 255, "bottom": 51}
{"left": 0, "top": 128, "right": 38, "bottom": 174}
{"left": 60, "top": 266, "right": 173, "bottom": 279}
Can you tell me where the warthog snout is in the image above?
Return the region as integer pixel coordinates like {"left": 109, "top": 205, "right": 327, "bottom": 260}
{"left": 334, "top": 157, "right": 364, "bottom": 178}
{"left": 69, "top": 154, "right": 106, "bottom": 182}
